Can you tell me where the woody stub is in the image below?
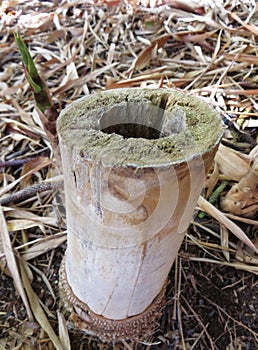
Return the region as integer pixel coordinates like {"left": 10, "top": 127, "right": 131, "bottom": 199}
{"left": 57, "top": 88, "right": 223, "bottom": 341}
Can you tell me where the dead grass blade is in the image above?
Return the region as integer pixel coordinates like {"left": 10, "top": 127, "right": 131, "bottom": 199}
{"left": 220, "top": 152, "right": 258, "bottom": 219}
{"left": 4, "top": 208, "right": 59, "bottom": 226}
{"left": 0, "top": 158, "right": 52, "bottom": 198}
{"left": 131, "top": 34, "right": 171, "bottom": 71}
{"left": 177, "top": 258, "right": 186, "bottom": 350}
{"left": 223, "top": 213, "right": 258, "bottom": 226}
{"left": 19, "top": 258, "right": 65, "bottom": 350}
{"left": 223, "top": 89, "right": 258, "bottom": 96}
{"left": 182, "top": 255, "right": 258, "bottom": 274}
{"left": 58, "top": 310, "right": 71, "bottom": 350}
{"left": 236, "top": 244, "right": 258, "bottom": 266}
{"left": 186, "top": 233, "right": 225, "bottom": 260}
{"left": 29, "top": 262, "right": 56, "bottom": 302}
{"left": 0, "top": 206, "right": 33, "bottom": 319}
{"left": 172, "top": 29, "right": 217, "bottom": 44}
{"left": 220, "top": 226, "right": 230, "bottom": 262}
{"left": 105, "top": 68, "right": 175, "bottom": 89}
{"left": 7, "top": 219, "right": 46, "bottom": 231}
{"left": 223, "top": 53, "right": 258, "bottom": 64}
{"left": 20, "top": 232, "right": 67, "bottom": 261}
{"left": 52, "top": 63, "right": 118, "bottom": 95}
{"left": 198, "top": 196, "right": 258, "bottom": 255}
{"left": 230, "top": 12, "right": 258, "bottom": 37}
{"left": 215, "top": 144, "right": 250, "bottom": 181}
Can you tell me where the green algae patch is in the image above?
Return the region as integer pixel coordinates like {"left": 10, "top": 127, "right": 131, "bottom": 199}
{"left": 57, "top": 88, "right": 223, "bottom": 168}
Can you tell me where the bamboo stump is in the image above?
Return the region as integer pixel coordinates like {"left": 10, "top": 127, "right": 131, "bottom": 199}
{"left": 57, "top": 88, "right": 223, "bottom": 341}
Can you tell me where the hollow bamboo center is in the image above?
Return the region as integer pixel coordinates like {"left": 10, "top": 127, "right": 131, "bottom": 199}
{"left": 99, "top": 101, "right": 186, "bottom": 140}
{"left": 57, "top": 88, "right": 223, "bottom": 169}
{"left": 101, "top": 123, "right": 160, "bottom": 139}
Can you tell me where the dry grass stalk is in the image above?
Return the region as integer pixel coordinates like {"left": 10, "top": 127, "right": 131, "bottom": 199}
{"left": 198, "top": 196, "right": 258, "bottom": 255}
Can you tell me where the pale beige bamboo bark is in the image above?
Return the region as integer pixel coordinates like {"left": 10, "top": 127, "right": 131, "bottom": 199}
{"left": 58, "top": 88, "right": 223, "bottom": 340}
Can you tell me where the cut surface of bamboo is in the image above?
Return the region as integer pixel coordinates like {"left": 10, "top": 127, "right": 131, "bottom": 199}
{"left": 57, "top": 88, "right": 223, "bottom": 338}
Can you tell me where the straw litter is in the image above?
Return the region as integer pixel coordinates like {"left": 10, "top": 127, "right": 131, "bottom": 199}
{"left": 0, "top": 0, "right": 257, "bottom": 349}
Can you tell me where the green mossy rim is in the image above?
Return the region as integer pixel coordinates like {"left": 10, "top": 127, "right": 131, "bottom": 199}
{"left": 57, "top": 88, "right": 223, "bottom": 168}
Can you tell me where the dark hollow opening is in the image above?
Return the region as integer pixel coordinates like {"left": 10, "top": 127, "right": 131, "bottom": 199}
{"left": 101, "top": 123, "right": 161, "bottom": 139}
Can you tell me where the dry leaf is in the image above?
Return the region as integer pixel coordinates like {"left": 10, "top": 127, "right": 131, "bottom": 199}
{"left": 18, "top": 12, "right": 55, "bottom": 29}
{"left": 7, "top": 219, "right": 45, "bottom": 231}
{"left": 220, "top": 226, "right": 230, "bottom": 262}
{"left": 0, "top": 158, "right": 52, "bottom": 198}
{"left": 58, "top": 311, "right": 71, "bottom": 350}
{"left": 21, "top": 232, "right": 67, "bottom": 261}
{"left": 224, "top": 53, "right": 258, "bottom": 64}
{"left": 220, "top": 157, "right": 258, "bottom": 218}
{"left": 215, "top": 144, "right": 250, "bottom": 181}
{"left": 19, "top": 259, "right": 64, "bottom": 350}
{"left": 230, "top": 12, "right": 258, "bottom": 37}
{"left": 198, "top": 196, "right": 258, "bottom": 255}
{"left": 132, "top": 34, "right": 171, "bottom": 71}
{"left": 0, "top": 207, "right": 33, "bottom": 319}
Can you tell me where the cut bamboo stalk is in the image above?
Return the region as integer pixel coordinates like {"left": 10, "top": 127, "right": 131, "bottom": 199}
{"left": 57, "top": 88, "right": 223, "bottom": 341}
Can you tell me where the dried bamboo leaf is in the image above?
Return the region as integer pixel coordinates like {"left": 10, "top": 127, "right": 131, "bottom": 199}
{"left": 239, "top": 157, "right": 258, "bottom": 191}
{"left": 215, "top": 144, "right": 250, "bottom": 181}
{"left": 20, "top": 156, "right": 49, "bottom": 188}
{"left": 1, "top": 117, "right": 45, "bottom": 138}
{"left": 224, "top": 53, "right": 258, "bottom": 64}
{"left": 132, "top": 34, "right": 171, "bottom": 71}
{"left": 0, "top": 158, "right": 52, "bottom": 198}
{"left": 172, "top": 30, "right": 217, "bottom": 43}
{"left": 0, "top": 206, "right": 33, "bottom": 319}
{"left": 9, "top": 97, "right": 36, "bottom": 127}
{"left": 184, "top": 255, "right": 258, "bottom": 275}
{"left": 236, "top": 245, "right": 258, "bottom": 266}
{"left": 4, "top": 208, "right": 59, "bottom": 223}
{"left": 206, "top": 161, "right": 219, "bottom": 197}
{"left": 224, "top": 213, "right": 258, "bottom": 226}
{"left": 167, "top": 0, "right": 203, "bottom": 13}
{"left": 223, "top": 89, "right": 258, "bottom": 96}
{"left": 57, "top": 311, "right": 71, "bottom": 350}
{"left": 220, "top": 190, "right": 256, "bottom": 218}
{"left": 21, "top": 232, "right": 67, "bottom": 261}
{"left": 18, "top": 12, "right": 55, "bottom": 29}
{"left": 7, "top": 219, "right": 45, "bottom": 232}
{"left": 19, "top": 259, "right": 64, "bottom": 350}
{"left": 29, "top": 263, "right": 56, "bottom": 302}
{"left": 198, "top": 196, "right": 258, "bottom": 255}
{"left": 53, "top": 63, "right": 118, "bottom": 95}
{"left": 106, "top": 68, "right": 175, "bottom": 89}
{"left": 220, "top": 226, "right": 230, "bottom": 262}
{"left": 230, "top": 12, "right": 258, "bottom": 37}
{"left": 249, "top": 145, "right": 258, "bottom": 158}
{"left": 220, "top": 153, "right": 258, "bottom": 218}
